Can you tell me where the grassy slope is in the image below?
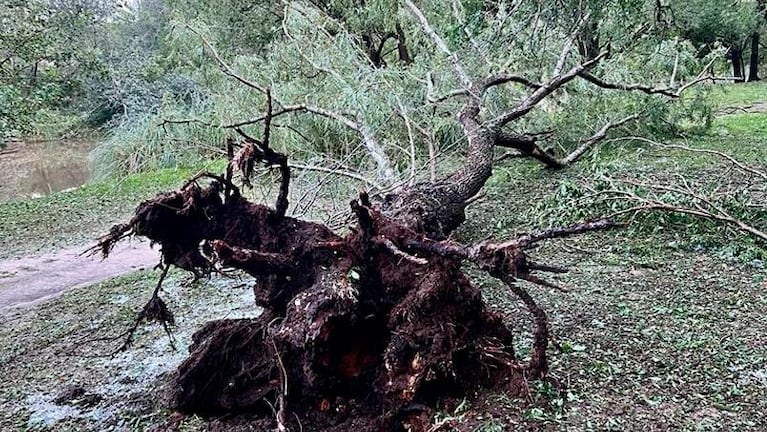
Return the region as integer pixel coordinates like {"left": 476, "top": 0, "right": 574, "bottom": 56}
{"left": 0, "top": 162, "right": 224, "bottom": 260}
{"left": 0, "top": 83, "right": 765, "bottom": 431}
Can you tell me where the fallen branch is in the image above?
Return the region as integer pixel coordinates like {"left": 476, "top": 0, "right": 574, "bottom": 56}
{"left": 603, "top": 178, "right": 767, "bottom": 242}
{"left": 560, "top": 114, "right": 639, "bottom": 165}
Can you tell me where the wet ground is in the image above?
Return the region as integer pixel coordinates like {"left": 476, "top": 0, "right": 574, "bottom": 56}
{"left": 0, "top": 138, "right": 163, "bottom": 310}
{"left": 0, "top": 139, "right": 93, "bottom": 203}
{"left": 0, "top": 241, "right": 160, "bottom": 311}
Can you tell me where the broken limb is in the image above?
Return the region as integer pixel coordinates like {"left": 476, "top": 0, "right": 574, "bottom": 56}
{"left": 95, "top": 263, "right": 175, "bottom": 355}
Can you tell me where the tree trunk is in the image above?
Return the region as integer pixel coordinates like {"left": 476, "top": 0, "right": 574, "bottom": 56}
{"left": 395, "top": 22, "right": 412, "bottom": 65}
{"left": 95, "top": 173, "right": 557, "bottom": 431}
{"left": 90, "top": 109, "right": 604, "bottom": 430}
{"left": 748, "top": 33, "right": 761, "bottom": 82}
{"left": 577, "top": 21, "right": 600, "bottom": 61}
{"left": 732, "top": 46, "right": 745, "bottom": 82}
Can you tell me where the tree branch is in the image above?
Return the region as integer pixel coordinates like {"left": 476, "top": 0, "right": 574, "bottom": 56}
{"left": 495, "top": 131, "right": 564, "bottom": 169}
{"left": 553, "top": 13, "right": 592, "bottom": 76}
{"left": 487, "top": 53, "right": 607, "bottom": 129}
{"left": 560, "top": 114, "right": 638, "bottom": 165}
{"left": 578, "top": 72, "right": 681, "bottom": 98}
{"left": 578, "top": 55, "right": 721, "bottom": 98}
{"left": 187, "top": 25, "right": 267, "bottom": 95}
{"left": 404, "top": 0, "right": 473, "bottom": 89}
{"left": 226, "top": 103, "right": 394, "bottom": 184}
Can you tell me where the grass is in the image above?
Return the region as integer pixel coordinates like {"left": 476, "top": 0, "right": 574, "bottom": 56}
{"left": 713, "top": 112, "right": 767, "bottom": 139}
{"left": 707, "top": 81, "right": 767, "bottom": 108}
{"left": 0, "top": 82, "right": 765, "bottom": 431}
{"left": 0, "top": 269, "right": 257, "bottom": 432}
{"left": 447, "top": 80, "right": 767, "bottom": 431}
{"left": 458, "top": 235, "right": 767, "bottom": 431}
{"left": 0, "top": 161, "right": 224, "bottom": 260}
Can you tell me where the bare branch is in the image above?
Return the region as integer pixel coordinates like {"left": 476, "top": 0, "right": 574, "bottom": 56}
{"left": 483, "top": 73, "right": 543, "bottom": 90}
{"left": 578, "top": 72, "right": 681, "bottom": 98}
{"left": 579, "top": 55, "right": 721, "bottom": 98}
{"left": 300, "top": 105, "right": 394, "bottom": 183}
{"left": 627, "top": 196, "right": 767, "bottom": 243}
{"left": 508, "top": 218, "right": 619, "bottom": 249}
{"left": 588, "top": 173, "right": 767, "bottom": 243}
{"left": 187, "top": 25, "right": 267, "bottom": 94}
{"left": 224, "top": 105, "right": 307, "bottom": 129}
{"left": 428, "top": 87, "right": 468, "bottom": 104}
{"left": 487, "top": 52, "right": 607, "bottom": 129}
{"left": 495, "top": 131, "right": 564, "bottom": 169}
{"left": 561, "top": 115, "right": 638, "bottom": 165}
{"left": 404, "top": 0, "right": 473, "bottom": 88}
{"left": 158, "top": 118, "right": 214, "bottom": 129}
{"left": 496, "top": 113, "right": 636, "bottom": 170}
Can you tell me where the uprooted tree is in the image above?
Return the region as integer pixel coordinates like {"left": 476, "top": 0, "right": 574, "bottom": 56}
{"left": 88, "top": 2, "right": 760, "bottom": 431}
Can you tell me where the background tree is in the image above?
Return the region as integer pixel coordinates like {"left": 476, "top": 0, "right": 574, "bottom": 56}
{"left": 0, "top": 0, "right": 109, "bottom": 137}
{"left": 669, "top": 0, "right": 760, "bottom": 82}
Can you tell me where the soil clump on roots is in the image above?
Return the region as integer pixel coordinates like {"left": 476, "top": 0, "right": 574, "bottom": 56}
{"left": 92, "top": 134, "right": 612, "bottom": 431}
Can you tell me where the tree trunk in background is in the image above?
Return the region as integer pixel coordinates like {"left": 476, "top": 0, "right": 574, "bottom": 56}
{"left": 577, "top": 21, "right": 600, "bottom": 61}
{"left": 748, "top": 33, "right": 760, "bottom": 82}
{"left": 732, "top": 46, "right": 745, "bottom": 82}
{"left": 395, "top": 23, "right": 412, "bottom": 65}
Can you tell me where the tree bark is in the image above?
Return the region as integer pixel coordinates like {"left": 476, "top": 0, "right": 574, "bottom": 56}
{"left": 732, "top": 45, "right": 745, "bottom": 82}
{"left": 395, "top": 22, "right": 412, "bottom": 65}
{"left": 748, "top": 33, "right": 760, "bottom": 82}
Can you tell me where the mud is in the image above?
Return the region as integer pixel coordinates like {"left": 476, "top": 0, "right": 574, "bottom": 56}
{"left": 0, "top": 241, "right": 159, "bottom": 310}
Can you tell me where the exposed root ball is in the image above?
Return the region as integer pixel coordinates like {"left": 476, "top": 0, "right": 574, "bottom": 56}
{"left": 98, "top": 177, "right": 613, "bottom": 431}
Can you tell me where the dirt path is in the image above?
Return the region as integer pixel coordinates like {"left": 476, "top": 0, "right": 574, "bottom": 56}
{"left": 716, "top": 102, "right": 767, "bottom": 115}
{"left": 0, "top": 241, "right": 160, "bottom": 310}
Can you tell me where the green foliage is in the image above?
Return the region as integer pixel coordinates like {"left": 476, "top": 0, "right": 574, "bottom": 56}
{"left": 527, "top": 168, "right": 767, "bottom": 262}
{"left": 0, "top": 0, "right": 748, "bottom": 180}
{"left": 0, "top": 0, "right": 108, "bottom": 137}
{"left": 670, "top": 0, "right": 759, "bottom": 47}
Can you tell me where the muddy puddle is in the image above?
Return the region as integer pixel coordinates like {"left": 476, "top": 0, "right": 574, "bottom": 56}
{"left": 0, "top": 139, "right": 94, "bottom": 203}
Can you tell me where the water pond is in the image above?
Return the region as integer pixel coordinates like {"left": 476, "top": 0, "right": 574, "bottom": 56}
{"left": 0, "top": 139, "right": 94, "bottom": 203}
